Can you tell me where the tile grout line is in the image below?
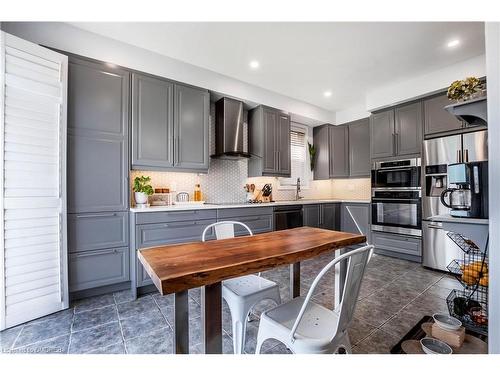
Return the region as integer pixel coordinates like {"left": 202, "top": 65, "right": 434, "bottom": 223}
{"left": 113, "top": 293, "right": 128, "bottom": 354}
{"left": 67, "top": 305, "right": 76, "bottom": 354}
{"left": 10, "top": 324, "right": 25, "bottom": 351}
{"left": 151, "top": 294, "right": 173, "bottom": 331}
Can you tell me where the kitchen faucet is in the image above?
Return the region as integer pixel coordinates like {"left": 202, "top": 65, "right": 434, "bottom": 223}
{"left": 295, "top": 178, "right": 303, "bottom": 200}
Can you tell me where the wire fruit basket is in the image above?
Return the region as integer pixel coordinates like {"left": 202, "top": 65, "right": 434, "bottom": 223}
{"left": 446, "top": 232, "right": 488, "bottom": 335}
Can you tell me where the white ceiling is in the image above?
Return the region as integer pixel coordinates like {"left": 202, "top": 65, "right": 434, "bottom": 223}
{"left": 70, "top": 22, "right": 485, "bottom": 112}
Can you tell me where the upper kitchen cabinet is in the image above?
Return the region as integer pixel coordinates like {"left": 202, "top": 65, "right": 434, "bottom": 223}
{"left": 370, "top": 102, "right": 422, "bottom": 160}
{"left": 370, "top": 110, "right": 395, "bottom": 159}
{"left": 248, "top": 106, "right": 291, "bottom": 177}
{"left": 395, "top": 102, "right": 422, "bottom": 156}
{"left": 174, "top": 84, "right": 210, "bottom": 171}
{"left": 424, "top": 93, "right": 464, "bottom": 137}
{"left": 348, "top": 118, "right": 370, "bottom": 177}
{"left": 131, "top": 75, "right": 209, "bottom": 173}
{"left": 131, "top": 73, "right": 174, "bottom": 169}
{"left": 67, "top": 57, "right": 129, "bottom": 213}
{"left": 329, "top": 125, "right": 350, "bottom": 178}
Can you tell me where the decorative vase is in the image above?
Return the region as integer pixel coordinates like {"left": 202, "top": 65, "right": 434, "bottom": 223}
{"left": 134, "top": 192, "right": 148, "bottom": 205}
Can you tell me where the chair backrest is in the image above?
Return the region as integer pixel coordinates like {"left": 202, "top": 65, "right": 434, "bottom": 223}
{"left": 201, "top": 221, "right": 253, "bottom": 242}
{"left": 289, "top": 245, "right": 374, "bottom": 343}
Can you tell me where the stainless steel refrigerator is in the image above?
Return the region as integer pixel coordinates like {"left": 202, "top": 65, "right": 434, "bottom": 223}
{"left": 422, "top": 130, "right": 488, "bottom": 271}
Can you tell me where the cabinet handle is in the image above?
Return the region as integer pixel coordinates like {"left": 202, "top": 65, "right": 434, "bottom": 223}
{"left": 76, "top": 213, "right": 117, "bottom": 219}
{"left": 427, "top": 224, "right": 443, "bottom": 230}
{"left": 75, "top": 249, "right": 118, "bottom": 258}
{"left": 277, "top": 151, "right": 280, "bottom": 171}
{"left": 163, "top": 221, "right": 197, "bottom": 228}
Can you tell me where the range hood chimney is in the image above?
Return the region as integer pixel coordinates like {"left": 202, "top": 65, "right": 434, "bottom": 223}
{"left": 445, "top": 96, "right": 488, "bottom": 127}
{"left": 211, "top": 97, "right": 251, "bottom": 159}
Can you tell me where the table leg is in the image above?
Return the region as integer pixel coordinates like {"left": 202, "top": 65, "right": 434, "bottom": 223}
{"left": 290, "top": 262, "right": 301, "bottom": 298}
{"left": 174, "top": 291, "right": 189, "bottom": 354}
{"left": 334, "top": 248, "right": 347, "bottom": 308}
{"left": 201, "top": 282, "right": 222, "bottom": 354}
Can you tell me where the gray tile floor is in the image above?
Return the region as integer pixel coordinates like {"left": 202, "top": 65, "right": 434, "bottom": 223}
{"left": 0, "top": 253, "right": 458, "bottom": 354}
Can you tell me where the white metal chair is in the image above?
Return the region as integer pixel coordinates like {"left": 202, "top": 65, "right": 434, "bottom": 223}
{"left": 255, "top": 244, "right": 374, "bottom": 354}
{"left": 201, "top": 221, "right": 281, "bottom": 354}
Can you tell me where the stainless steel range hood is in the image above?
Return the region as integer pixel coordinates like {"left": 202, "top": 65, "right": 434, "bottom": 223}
{"left": 211, "top": 97, "right": 251, "bottom": 159}
{"left": 445, "top": 96, "right": 488, "bottom": 127}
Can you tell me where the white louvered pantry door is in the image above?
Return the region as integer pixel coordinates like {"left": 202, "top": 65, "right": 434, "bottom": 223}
{"left": 1, "top": 32, "right": 68, "bottom": 329}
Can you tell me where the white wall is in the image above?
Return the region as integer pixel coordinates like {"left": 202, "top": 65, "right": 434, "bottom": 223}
{"left": 365, "top": 55, "right": 486, "bottom": 112}
{"left": 0, "top": 22, "right": 336, "bottom": 124}
{"left": 485, "top": 22, "right": 500, "bottom": 354}
{"left": 335, "top": 104, "right": 371, "bottom": 124}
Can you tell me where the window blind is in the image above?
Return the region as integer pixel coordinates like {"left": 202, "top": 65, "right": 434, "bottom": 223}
{"left": 280, "top": 129, "right": 308, "bottom": 186}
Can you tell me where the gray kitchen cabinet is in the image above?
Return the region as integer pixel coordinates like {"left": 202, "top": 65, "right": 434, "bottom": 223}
{"left": 341, "top": 203, "right": 371, "bottom": 245}
{"left": 329, "top": 125, "right": 350, "bottom": 178}
{"left": 303, "top": 204, "right": 320, "bottom": 228}
{"left": 68, "top": 56, "right": 129, "bottom": 213}
{"left": 395, "top": 102, "right": 422, "bottom": 156}
{"left": 424, "top": 93, "right": 463, "bottom": 136}
{"left": 69, "top": 247, "right": 130, "bottom": 292}
{"left": 313, "top": 124, "right": 349, "bottom": 179}
{"left": 372, "top": 231, "right": 421, "bottom": 262}
{"left": 370, "top": 102, "right": 422, "bottom": 160}
{"left": 348, "top": 118, "right": 371, "bottom": 177}
{"left": 312, "top": 125, "right": 330, "bottom": 180}
{"left": 174, "top": 83, "right": 210, "bottom": 171}
{"left": 248, "top": 106, "right": 291, "bottom": 177}
{"left": 68, "top": 134, "right": 128, "bottom": 213}
{"left": 68, "top": 212, "right": 128, "bottom": 253}
{"left": 320, "top": 203, "right": 340, "bottom": 230}
{"left": 370, "top": 110, "right": 395, "bottom": 159}
{"left": 131, "top": 73, "right": 174, "bottom": 169}
{"left": 277, "top": 112, "right": 291, "bottom": 176}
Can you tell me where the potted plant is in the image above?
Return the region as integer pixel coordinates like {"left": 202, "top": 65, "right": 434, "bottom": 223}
{"left": 447, "top": 77, "right": 484, "bottom": 102}
{"left": 308, "top": 142, "right": 317, "bottom": 171}
{"left": 133, "top": 176, "right": 154, "bottom": 205}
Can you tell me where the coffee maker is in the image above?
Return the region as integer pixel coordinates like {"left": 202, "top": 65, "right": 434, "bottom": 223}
{"left": 440, "top": 161, "right": 488, "bottom": 218}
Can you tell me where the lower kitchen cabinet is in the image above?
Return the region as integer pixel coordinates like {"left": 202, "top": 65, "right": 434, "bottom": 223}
{"left": 341, "top": 203, "right": 371, "bottom": 245}
{"left": 303, "top": 204, "right": 321, "bottom": 228}
{"left": 303, "top": 204, "right": 340, "bottom": 230}
{"left": 69, "top": 247, "right": 130, "bottom": 292}
{"left": 372, "top": 231, "right": 422, "bottom": 262}
{"left": 217, "top": 207, "right": 274, "bottom": 234}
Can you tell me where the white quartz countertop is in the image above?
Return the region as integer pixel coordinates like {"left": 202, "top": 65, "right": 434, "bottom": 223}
{"left": 426, "top": 215, "right": 489, "bottom": 225}
{"left": 129, "top": 199, "right": 371, "bottom": 212}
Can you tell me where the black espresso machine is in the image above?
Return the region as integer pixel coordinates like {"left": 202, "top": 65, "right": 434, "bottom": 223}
{"left": 440, "top": 161, "right": 488, "bottom": 219}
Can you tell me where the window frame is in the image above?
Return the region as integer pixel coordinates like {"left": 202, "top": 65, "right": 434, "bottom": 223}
{"left": 277, "top": 123, "right": 312, "bottom": 190}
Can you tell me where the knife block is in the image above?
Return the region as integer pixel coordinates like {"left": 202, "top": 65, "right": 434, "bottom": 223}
{"left": 255, "top": 189, "right": 272, "bottom": 203}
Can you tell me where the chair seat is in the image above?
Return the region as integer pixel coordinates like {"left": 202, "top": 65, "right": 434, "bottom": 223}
{"left": 261, "top": 296, "right": 339, "bottom": 343}
{"left": 223, "top": 274, "right": 278, "bottom": 298}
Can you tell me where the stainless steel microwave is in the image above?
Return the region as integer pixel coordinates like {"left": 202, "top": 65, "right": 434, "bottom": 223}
{"left": 371, "top": 158, "right": 421, "bottom": 190}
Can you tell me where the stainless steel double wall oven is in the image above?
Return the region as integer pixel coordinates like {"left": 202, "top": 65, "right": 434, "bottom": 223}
{"left": 371, "top": 158, "right": 422, "bottom": 237}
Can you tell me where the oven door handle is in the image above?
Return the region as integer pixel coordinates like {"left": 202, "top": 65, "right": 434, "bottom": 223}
{"left": 372, "top": 198, "right": 421, "bottom": 203}
{"left": 375, "top": 168, "right": 413, "bottom": 173}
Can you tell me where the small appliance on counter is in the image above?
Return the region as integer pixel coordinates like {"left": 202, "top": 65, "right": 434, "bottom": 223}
{"left": 440, "top": 162, "right": 488, "bottom": 219}
{"left": 150, "top": 188, "right": 173, "bottom": 206}
{"left": 173, "top": 191, "right": 205, "bottom": 206}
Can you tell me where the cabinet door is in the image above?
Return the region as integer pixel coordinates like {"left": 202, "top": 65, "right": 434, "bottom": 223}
{"left": 68, "top": 58, "right": 129, "bottom": 137}
{"left": 424, "top": 94, "right": 463, "bottom": 136}
{"left": 320, "top": 204, "right": 339, "bottom": 230}
{"left": 68, "top": 134, "right": 128, "bottom": 213}
{"left": 341, "top": 204, "right": 371, "bottom": 244}
{"left": 263, "top": 108, "right": 278, "bottom": 173}
{"left": 370, "top": 110, "right": 395, "bottom": 159}
{"left": 395, "top": 102, "right": 422, "bottom": 156}
{"left": 349, "top": 119, "right": 370, "bottom": 177}
{"left": 69, "top": 247, "right": 129, "bottom": 291}
{"left": 277, "top": 113, "right": 291, "bottom": 176}
{"left": 131, "top": 73, "right": 174, "bottom": 168}
{"left": 313, "top": 125, "right": 330, "bottom": 180}
{"left": 329, "top": 125, "right": 349, "bottom": 177}
{"left": 174, "top": 84, "right": 209, "bottom": 171}
{"left": 303, "top": 204, "right": 320, "bottom": 228}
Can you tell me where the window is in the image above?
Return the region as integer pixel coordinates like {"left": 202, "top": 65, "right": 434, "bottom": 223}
{"left": 278, "top": 125, "right": 311, "bottom": 189}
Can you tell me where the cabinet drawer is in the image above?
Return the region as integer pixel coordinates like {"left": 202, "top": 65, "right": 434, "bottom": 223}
{"left": 69, "top": 247, "right": 129, "bottom": 291}
{"left": 135, "top": 209, "right": 216, "bottom": 225}
{"left": 136, "top": 219, "right": 216, "bottom": 248}
{"left": 219, "top": 215, "right": 273, "bottom": 235}
{"left": 372, "top": 231, "right": 421, "bottom": 256}
{"left": 68, "top": 212, "right": 128, "bottom": 252}
{"left": 217, "top": 207, "right": 273, "bottom": 219}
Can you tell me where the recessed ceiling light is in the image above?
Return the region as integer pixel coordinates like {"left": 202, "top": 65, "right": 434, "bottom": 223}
{"left": 249, "top": 60, "right": 260, "bottom": 69}
{"left": 323, "top": 91, "right": 332, "bottom": 98}
{"left": 447, "top": 39, "right": 460, "bottom": 48}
